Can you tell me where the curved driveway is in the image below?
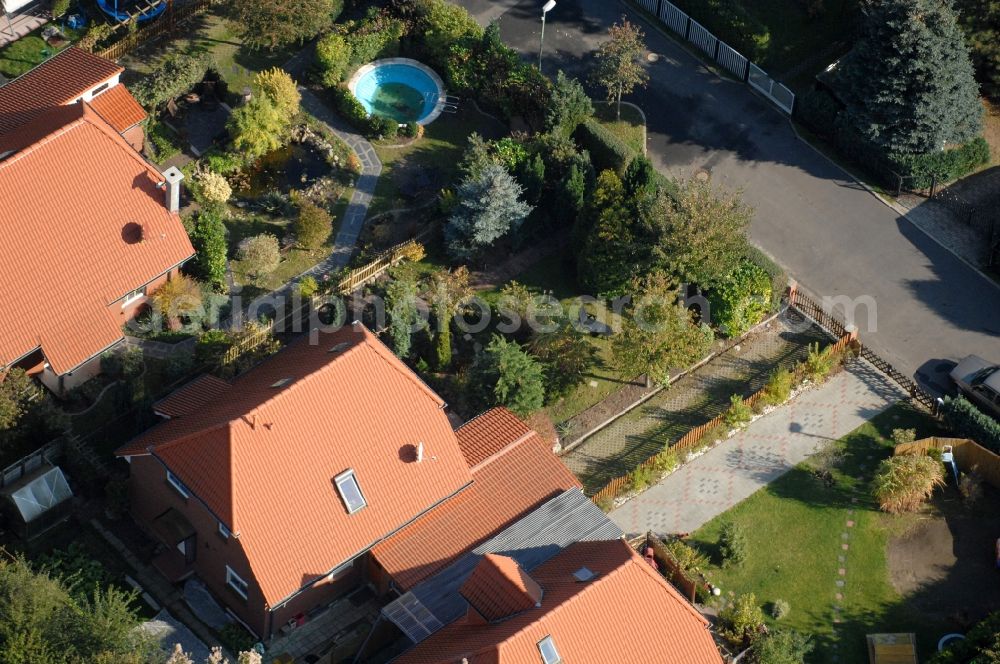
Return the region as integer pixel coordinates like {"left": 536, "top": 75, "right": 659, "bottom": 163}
{"left": 457, "top": 0, "right": 1000, "bottom": 393}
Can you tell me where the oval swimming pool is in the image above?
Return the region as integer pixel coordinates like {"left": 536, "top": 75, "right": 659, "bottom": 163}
{"left": 348, "top": 59, "right": 444, "bottom": 125}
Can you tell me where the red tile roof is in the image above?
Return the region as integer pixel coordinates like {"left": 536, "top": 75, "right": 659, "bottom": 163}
{"left": 89, "top": 84, "right": 147, "bottom": 132}
{"left": 460, "top": 555, "right": 543, "bottom": 623}
{"left": 118, "top": 324, "right": 475, "bottom": 606}
{"left": 0, "top": 104, "right": 193, "bottom": 373}
{"left": 395, "top": 540, "right": 722, "bottom": 664}
{"left": 371, "top": 409, "right": 580, "bottom": 590}
{"left": 0, "top": 47, "right": 123, "bottom": 135}
{"left": 152, "top": 374, "right": 232, "bottom": 419}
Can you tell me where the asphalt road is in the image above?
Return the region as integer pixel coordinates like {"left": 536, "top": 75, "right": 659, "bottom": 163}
{"left": 457, "top": 0, "right": 1000, "bottom": 394}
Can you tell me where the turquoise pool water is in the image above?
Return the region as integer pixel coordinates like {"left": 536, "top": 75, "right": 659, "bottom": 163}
{"left": 352, "top": 62, "right": 441, "bottom": 123}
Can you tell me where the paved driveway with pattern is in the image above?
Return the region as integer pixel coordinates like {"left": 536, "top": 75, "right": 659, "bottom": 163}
{"left": 609, "top": 359, "right": 907, "bottom": 536}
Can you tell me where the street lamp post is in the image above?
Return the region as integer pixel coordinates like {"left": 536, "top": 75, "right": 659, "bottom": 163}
{"left": 538, "top": 0, "right": 556, "bottom": 72}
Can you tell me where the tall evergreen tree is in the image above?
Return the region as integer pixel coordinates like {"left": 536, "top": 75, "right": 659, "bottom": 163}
{"left": 955, "top": 0, "right": 1000, "bottom": 100}
{"left": 576, "top": 170, "right": 639, "bottom": 297}
{"left": 445, "top": 163, "right": 532, "bottom": 261}
{"left": 837, "top": 0, "right": 982, "bottom": 155}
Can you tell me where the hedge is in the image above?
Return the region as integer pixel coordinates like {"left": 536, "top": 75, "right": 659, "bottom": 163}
{"left": 894, "top": 138, "right": 990, "bottom": 189}
{"left": 707, "top": 259, "right": 772, "bottom": 337}
{"left": 743, "top": 245, "right": 786, "bottom": 313}
{"left": 331, "top": 85, "right": 370, "bottom": 131}
{"left": 573, "top": 120, "right": 636, "bottom": 173}
{"left": 131, "top": 54, "right": 211, "bottom": 110}
{"left": 941, "top": 396, "right": 1000, "bottom": 453}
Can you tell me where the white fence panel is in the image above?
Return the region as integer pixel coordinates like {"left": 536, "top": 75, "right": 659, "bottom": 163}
{"left": 748, "top": 63, "right": 794, "bottom": 114}
{"left": 715, "top": 40, "right": 748, "bottom": 80}
{"left": 638, "top": 0, "right": 658, "bottom": 15}
{"left": 659, "top": 0, "right": 689, "bottom": 37}
{"left": 687, "top": 19, "right": 717, "bottom": 58}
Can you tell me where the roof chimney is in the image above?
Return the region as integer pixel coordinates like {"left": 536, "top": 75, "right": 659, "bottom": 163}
{"left": 416, "top": 441, "right": 424, "bottom": 463}
{"left": 162, "top": 166, "right": 183, "bottom": 213}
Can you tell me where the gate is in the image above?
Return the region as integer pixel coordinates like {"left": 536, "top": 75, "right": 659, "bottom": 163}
{"left": 687, "top": 19, "right": 717, "bottom": 58}
{"left": 715, "top": 40, "right": 748, "bottom": 79}
{"left": 748, "top": 63, "right": 795, "bottom": 114}
{"left": 659, "top": 0, "right": 689, "bottom": 37}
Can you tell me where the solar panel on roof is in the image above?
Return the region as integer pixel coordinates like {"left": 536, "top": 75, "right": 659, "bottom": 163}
{"left": 383, "top": 592, "right": 444, "bottom": 642}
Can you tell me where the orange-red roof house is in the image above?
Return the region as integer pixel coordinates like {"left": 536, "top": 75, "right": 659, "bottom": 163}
{"left": 0, "top": 47, "right": 147, "bottom": 150}
{"left": 394, "top": 540, "right": 722, "bottom": 664}
{"left": 116, "top": 324, "right": 581, "bottom": 639}
{"left": 0, "top": 101, "right": 191, "bottom": 393}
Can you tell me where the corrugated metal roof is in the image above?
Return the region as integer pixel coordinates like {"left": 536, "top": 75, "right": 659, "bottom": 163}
{"left": 382, "top": 488, "right": 621, "bottom": 642}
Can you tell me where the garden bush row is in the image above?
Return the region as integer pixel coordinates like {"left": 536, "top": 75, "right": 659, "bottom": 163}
{"left": 941, "top": 396, "right": 1000, "bottom": 453}
{"left": 573, "top": 120, "right": 637, "bottom": 173}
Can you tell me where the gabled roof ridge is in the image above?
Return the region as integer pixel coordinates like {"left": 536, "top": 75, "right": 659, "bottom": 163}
{"left": 0, "top": 112, "right": 87, "bottom": 170}
{"left": 468, "top": 430, "right": 534, "bottom": 473}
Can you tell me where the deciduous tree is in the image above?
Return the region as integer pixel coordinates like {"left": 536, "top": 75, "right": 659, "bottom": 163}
{"left": 611, "top": 272, "right": 713, "bottom": 387}
{"left": 228, "top": 0, "right": 335, "bottom": 50}
{"left": 529, "top": 323, "right": 598, "bottom": 399}
{"left": 253, "top": 68, "right": 301, "bottom": 124}
{"left": 0, "top": 368, "right": 40, "bottom": 431}
{"left": 238, "top": 234, "right": 281, "bottom": 286}
{"left": 228, "top": 96, "right": 285, "bottom": 159}
{"left": 591, "top": 17, "right": 648, "bottom": 119}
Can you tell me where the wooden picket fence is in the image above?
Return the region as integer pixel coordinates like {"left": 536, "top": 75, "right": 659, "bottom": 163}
{"left": 896, "top": 437, "right": 1000, "bottom": 490}
{"left": 591, "top": 332, "right": 855, "bottom": 506}
{"left": 216, "top": 236, "right": 428, "bottom": 373}
{"left": 89, "top": 0, "right": 212, "bottom": 61}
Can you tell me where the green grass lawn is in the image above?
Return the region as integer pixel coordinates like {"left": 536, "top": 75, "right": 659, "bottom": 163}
{"left": 122, "top": 11, "right": 293, "bottom": 92}
{"left": 690, "top": 403, "right": 948, "bottom": 662}
{"left": 370, "top": 107, "right": 507, "bottom": 217}
{"left": 0, "top": 24, "right": 83, "bottom": 78}
{"left": 593, "top": 101, "right": 646, "bottom": 156}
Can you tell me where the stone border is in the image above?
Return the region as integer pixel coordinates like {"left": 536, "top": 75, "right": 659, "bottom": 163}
{"left": 346, "top": 57, "right": 446, "bottom": 126}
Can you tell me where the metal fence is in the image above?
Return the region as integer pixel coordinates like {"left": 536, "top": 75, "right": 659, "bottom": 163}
{"left": 748, "top": 63, "right": 795, "bottom": 114}
{"left": 633, "top": 0, "right": 795, "bottom": 115}
{"left": 716, "top": 40, "right": 749, "bottom": 80}
{"left": 659, "top": 0, "right": 689, "bottom": 37}
{"left": 687, "top": 19, "right": 717, "bottom": 58}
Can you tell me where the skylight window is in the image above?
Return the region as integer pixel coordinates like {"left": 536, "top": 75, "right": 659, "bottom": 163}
{"left": 334, "top": 470, "right": 367, "bottom": 514}
{"left": 537, "top": 636, "right": 561, "bottom": 664}
{"left": 572, "top": 566, "right": 595, "bottom": 582}
{"left": 270, "top": 378, "right": 292, "bottom": 388}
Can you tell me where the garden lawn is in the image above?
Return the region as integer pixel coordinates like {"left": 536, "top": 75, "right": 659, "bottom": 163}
{"left": 0, "top": 24, "right": 83, "bottom": 78}
{"left": 691, "top": 403, "right": 948, "bottom": 663}
{"left": 593, "top": 101, "right": 646, "bottom": 156}
{"left": 121, "top": 12, "right": 294, "bottom": 92}
{"left": 369, "top": 106, "right": 507, "bottom": 218}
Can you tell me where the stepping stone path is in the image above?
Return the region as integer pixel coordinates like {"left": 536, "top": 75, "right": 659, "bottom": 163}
{"left": 831, "top": 499, "right": 861, "bottom": 647}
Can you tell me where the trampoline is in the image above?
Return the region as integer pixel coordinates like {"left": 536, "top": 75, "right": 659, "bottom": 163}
{"left": 95, "top": 0, "right": 166, "bottom": 23}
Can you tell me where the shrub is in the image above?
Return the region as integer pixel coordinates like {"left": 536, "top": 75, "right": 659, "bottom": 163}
{"left": 195, "top": 170, "right": 232, "bottom": 206}
{"left": 219, "top": 623, "right": 256, "bottom": 655}
{"left": 331, "top": 86, "right": 370, "bottom": 131}
{"left": 366, "top": 114, "right": 396, "bottom": 139}
{"left": 204, "top": 151, "right": 245, "bottom": 175}
{"left": 894, "top": 137, "right": 991, "bottom": 189}
{"left": 402, "top": 121, "right": 422, "bottom": 138}
{"left": 662, "top": 538, "right": 708, "bottom": 575}
{"left": 51, "top": 0, "right": 71, "bottom": 18}
{"left": 228, "top": 96, "right": 285, "bottom": 159}
{"left": 650, "top": 448, "right": 679, "bottom": 475}
{"left": 188, "top": 209, "right": 228, "bottom": 291}
{"left": 891, "top": 428, "right": 917, "bottom": 446}
{"left": 742, "top": 245, "right": 786, "bottom": 313}
{"left": 719, "top": 521, "right": 748, "bottom": 567}
{"left": 546, "top": 70, "right": 593, "bottom": 135}
{"left": 872, "top": 455, "right": 945, "bottom": 513}
{"left": 131, "top": 54, "right": 210, "bottom": 110}
{"left": 195, "top": 329, "right": 233, "bottom": 365}
{"left": 959, "top": 467, "right": 984, "bottom": 504}
{"left": 294, "top": 200, "right": 332, "bottom": 250}
{"left": 296, "top": 275, "right": 319, "bottom": 298}
{"left": 253, "top": 68, "right": 301, "bottom": 124}
{"left": 771, "top": 599, "right": 791, "bottom": 620}
{"left": 315, "top": 33, "right": 352, "bottom": 86}
{"left": 707, "top": 260, "right": 772, "bottom": 337}
{"left": 629, "top": 464, "right": 655, "bottom": 493}
{"left": 761, "top": 367, "right": 794, "bottom": 407}
{"left": 718, "top": 592, "right": 765, "bottom": 646}
{"left": 751, "top": 629, "right": 813, "bottom": 664}
{"left": 941, "top": 396, "right": 1000, "bottom": 453}
{"left": 930, "top": 611, "right": 1000, "bottom": 663}
{"left": 802, "top": 342, "right": 836, "bottom": 381}
{"left": 238, "top": 233, "right": 281, "bottom": 286}
{"left": 152, "top": 274, "right": 203, "bottom": 325}
{"left": 492, "top": 137, "right": 530, "bottom": 173}
{"left": 573, "top": 120, "right": 635, "bottom": 173}
{"left": 469, "top": 335, "right": 546, "bottom": 417}
{"left": 794, "top": 87, "right": 842, "bottom": 138}
{"left": 724, "top": 394, "right": 753, "bottom": 429}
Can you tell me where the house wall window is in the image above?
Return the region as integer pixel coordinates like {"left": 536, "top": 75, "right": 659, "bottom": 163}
{"left": 226, "top": 566, "right": 249, "bottom": 599}
{"left": 218, "top": 521, "right": 231, "bottom": 539}
{"left": 333, "top": 470, "right": 367, "bottom": 514}
{"left": 166, "top": 471, "right": 190, "bottom": 499}
{"left": 121, "top": 286, "right": 147, "bottom": 308}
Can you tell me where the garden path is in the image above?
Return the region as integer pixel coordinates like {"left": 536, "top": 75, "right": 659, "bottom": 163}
{"left": 608, "top": 359, "right": 907, "bottom": 537}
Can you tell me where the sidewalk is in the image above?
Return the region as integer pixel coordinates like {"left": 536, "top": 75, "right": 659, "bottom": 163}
{"left": 609, "top": 358, "right": 908, "bottom": 537}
